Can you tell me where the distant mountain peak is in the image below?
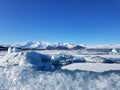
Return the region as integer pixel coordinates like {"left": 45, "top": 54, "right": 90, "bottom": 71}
{"left": 6, "top": 41, "right": 85, "bottom": 50}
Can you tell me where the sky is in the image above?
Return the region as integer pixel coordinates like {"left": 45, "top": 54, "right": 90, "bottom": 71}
{"left": 0, "top": 0, "right": 120, "bottom": 45}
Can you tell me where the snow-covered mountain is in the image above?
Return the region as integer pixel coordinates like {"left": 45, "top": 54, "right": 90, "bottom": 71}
{"left": 6, "top": 41, "right": 85, "bottom": 50}
{"left": 2, "top": 41, "right": 120, "bottom": 50}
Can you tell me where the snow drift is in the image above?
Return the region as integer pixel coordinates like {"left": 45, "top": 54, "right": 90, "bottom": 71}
{"left": 0, "top": 47, "right": 53, "bottom": 71}
{"left": 0, "top": 67, "right": 120, "bottom": 90}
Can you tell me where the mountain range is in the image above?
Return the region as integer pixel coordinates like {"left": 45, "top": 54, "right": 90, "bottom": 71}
{"left": 1, "top": 41, "right": 120, "bottom": 50}
{"left": 4, "top": 41, "right": 85, "bottom": 50}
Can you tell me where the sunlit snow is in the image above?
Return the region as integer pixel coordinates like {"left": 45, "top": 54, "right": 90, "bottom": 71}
{"left": 0, "top": 47, "right": 120, "bottom": 90}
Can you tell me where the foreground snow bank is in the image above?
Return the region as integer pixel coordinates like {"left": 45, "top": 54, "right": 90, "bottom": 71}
{"left": 0, "top": 66, "right": 119, "bottom": 90}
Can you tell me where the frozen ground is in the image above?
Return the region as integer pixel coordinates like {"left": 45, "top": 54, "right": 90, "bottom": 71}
{"left": 62, "top": 63, "right": 120, "bottom": 72}
{"left": 0, "top": 49, "right": 120, "bottom": 90}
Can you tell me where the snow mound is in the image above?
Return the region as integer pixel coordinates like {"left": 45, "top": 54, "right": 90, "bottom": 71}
{"left": 0, "top": 48, "right": 53, "bottom": 71}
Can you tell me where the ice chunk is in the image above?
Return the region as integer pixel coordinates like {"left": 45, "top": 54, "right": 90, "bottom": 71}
{"left": 25, "top": 52, "right": 43, "bottom": 68}
{"left": 7, "top": 47, "right": 20, "bottom": 54}
{"left": 12, "top": 47, "right": 20, "bottom": 52}
{"left": 7, "top": 47, "right": 13, "bottom": 54}
{"left": 110, "top": 48, "right": 119, "bottom": 55}
{"left": 51, "top": 53, "right": 85, "bottom": 66}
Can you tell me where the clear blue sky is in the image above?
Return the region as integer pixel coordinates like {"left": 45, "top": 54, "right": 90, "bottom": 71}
{"left": 0, "top": 0, "right": 120, "bottom": 45}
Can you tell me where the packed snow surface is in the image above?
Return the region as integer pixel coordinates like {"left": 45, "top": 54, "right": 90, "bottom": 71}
{"left": 0, "top": 48, "right": 120, "bottom": 90}
{"left": 62, "top": 63, "right": 120, "bottom": 72}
